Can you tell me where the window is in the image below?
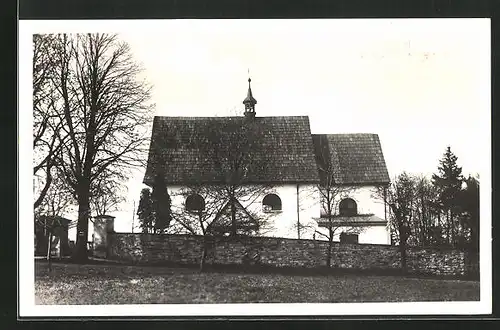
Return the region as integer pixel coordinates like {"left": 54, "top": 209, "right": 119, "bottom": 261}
{"left": 185, "top": 194, "right": 205, "bottom": 212}
{"left": 340, "top": 232, "right": 359, "bottom": 244}
{"left": 339, "top": 198, "right": 357, "bottom": 216}
{"left": 262, "top": 194, "right": 282, "bottom": 212}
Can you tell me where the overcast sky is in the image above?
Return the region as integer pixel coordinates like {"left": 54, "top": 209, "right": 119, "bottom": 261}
{"left": 118, "top": 19, "right": 489, "bottom": 176}
{"left": 21, "top": 19, "right": 490, "bottom": 233}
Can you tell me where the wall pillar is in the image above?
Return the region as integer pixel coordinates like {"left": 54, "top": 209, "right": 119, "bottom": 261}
{"left": 93, "top": 215, "right": 115, "bottom": 258}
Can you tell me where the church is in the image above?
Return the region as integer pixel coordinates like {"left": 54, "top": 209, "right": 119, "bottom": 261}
{"left": 143, "top": 78, "right": 391, "bottom": 245}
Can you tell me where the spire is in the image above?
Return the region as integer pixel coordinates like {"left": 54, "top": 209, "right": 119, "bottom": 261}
{"left": 243, "top": 76, "right": 257, "bottom": 118}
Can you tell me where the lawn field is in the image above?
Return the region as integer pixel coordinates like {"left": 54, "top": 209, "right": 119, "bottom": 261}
{"left": 34, "top": 261, "right": 480, "bottom": 304}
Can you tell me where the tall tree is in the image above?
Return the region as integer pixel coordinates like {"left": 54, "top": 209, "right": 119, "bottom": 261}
{"left": 314, "top": 185, "right": 358, "bottom": 268}
{"left": 169, "top": 184, "right": 269, "bottom": 271}
{"left": 137, "top": 188, "right": 154, "bottom": 234}
{"left": 432, "top": 146, "right": 464, "bottom": 246}
{"left": 39, "top": 33, "right": 154, "bottom": 261}
{"left": 168, "top": 186, "right": 227, "bottom": 271}
{"left": 160, "top": 117, "right": 273, "bottom": 270}
{"left": 310, "top": 135, "right": 359, "bottom": 267}
{"left": 195, "top": 118, "right": 271, "bottom": 236}
{"left": 151, "top": 174, "right": 173, "bottom": 234}
{"left": 379, "top": 172, "right": 416, "bottom": 271}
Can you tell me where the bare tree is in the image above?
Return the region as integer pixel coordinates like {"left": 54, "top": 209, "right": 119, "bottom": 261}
{"left": 376, "top": 172, "right": 416, "bottom": 271}
{"left": 39, "top": 33, "right": 154, "bottom": 261}
{"left": 309, "top": 135, "right": 361, "bottom": 267}
{"left": 168, "top": 185, "right": 227, "bottom": 271}
{"left": 313, "top": 185, "right": 358, "bottom": 268}
{"left": 199, "top": 118, "right": 272, "bottom": 236}
{"left": 159, "top": 117, "right": 272, "bottom": 237}
{"left": 153, "top": 117, "right": 274, "bottom": 271}
{"left": 408, "top": 175, "right": 442, "bottom": 247}
{"left": 33, "top": 34, "right": 67, "bottom": 209}
{"left": 169, "top": 182, "right": 271, "bottom": 271}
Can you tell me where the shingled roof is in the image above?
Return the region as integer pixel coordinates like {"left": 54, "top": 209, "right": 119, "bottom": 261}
{"left": 311, "top": 134, "right": 390, "bottom": 185}
{"left": 144, "top": 116, "right": 320, "bottom": 185}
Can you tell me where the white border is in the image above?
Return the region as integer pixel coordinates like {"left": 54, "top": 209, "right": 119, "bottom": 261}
{"left": 19, "top": 19, "right": 492, "bottom": 317}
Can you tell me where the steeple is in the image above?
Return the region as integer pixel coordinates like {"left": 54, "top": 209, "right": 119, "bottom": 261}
{"left": 243, "top": 77, "right": 257, "bottom": 119}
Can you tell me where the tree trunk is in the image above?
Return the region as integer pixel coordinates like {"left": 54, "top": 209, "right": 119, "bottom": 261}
{"left": 446, "top": 211, "right": 451, "bottom": 245}
{"left": 326, "top": 241, "right": 332, "bottom": 268}
{"left": 399, "top": 242, "right": 407, "bottom": 272}
{"left": 199, "top": 211, "right": 208, "bottom": 272}
{"left": 230, "top": 196, "right": 237, "bottom": 236}
{"left": 326, "top": 227, "right": 333, "bottom": 268}
{"left": 199, "top": 242, "right": 207, "bottom": 272}
{"left": 73, "top": 186, "right": 91, "bottom": 263}
{"left": 450, "top": 209, "right": 456, "bottom": 246}
{"left": 47, "top": 231, "right": 53, "bottom": 272}
{"left": 296, "top": 184, "right": 300, "bottom": 239}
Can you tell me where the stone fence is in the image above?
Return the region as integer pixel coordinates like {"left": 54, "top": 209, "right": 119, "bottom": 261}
{"left": 103, "top": 233, "right": 477, "bottom": 277}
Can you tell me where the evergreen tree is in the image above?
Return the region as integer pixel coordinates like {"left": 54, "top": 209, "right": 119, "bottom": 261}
{"left": 137, "top": 188, "right": 154, "bottom": 233}
{"left": 151, "top": 174, "right": 172, "bottom": 234}
{"left": 431, "top": 146, "right": 464, "bottom": 246}
{"left": 460, "top": 175, "right": 479, "bottom": 250}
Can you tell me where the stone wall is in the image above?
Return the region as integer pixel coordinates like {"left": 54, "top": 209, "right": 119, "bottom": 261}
{"left": 108, "top": 233, "right": 473, "bottom": 277}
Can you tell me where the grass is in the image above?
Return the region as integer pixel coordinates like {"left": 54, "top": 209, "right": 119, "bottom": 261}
{"left": 34, "top": 261, "right": 480, "bottom": 305}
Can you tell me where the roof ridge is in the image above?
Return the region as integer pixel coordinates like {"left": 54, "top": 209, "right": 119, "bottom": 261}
{"left": 312, "top": 133, "right": 380, "bottom": 136}
{"left": 154, "top": 115, "right": 312, "bottom": 119}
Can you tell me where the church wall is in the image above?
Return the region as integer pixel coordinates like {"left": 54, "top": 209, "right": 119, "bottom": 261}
{"left": 309, "top": 185, "right": 390, "bottom": 245}
{"left": 165, "top": 184, "right": 319, "bottom": 238}
{"left": 165, "top": 184, "right": 389, "bottom": 245}
{"left": 241, "top": 183, "right": 319, "bottom": 240}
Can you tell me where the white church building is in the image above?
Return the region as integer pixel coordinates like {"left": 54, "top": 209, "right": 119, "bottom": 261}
{"left": 143, "top": 78, "right": 391, "bottom": 245}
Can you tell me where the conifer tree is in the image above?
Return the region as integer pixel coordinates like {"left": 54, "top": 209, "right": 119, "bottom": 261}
{"left": 151, "top": 174, "right": 172, "bottom": 234}
{"left": 431, "top": 146, "right": 464, "bottom": 246}
{"left": 137, "top": 188, "right": 154, "bottom": 233}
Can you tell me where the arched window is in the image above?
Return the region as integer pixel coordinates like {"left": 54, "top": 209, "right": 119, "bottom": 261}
{"left": 339, "top": 198, "right": 357, "bottom": 216}
{"left": 185, "top": 194, "right": 205, "bottom": 212}
{"left": 262, "top": 194, "right": 282, "bottom": 212}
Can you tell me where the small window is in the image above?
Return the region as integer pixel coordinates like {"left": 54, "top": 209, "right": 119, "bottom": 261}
{"left": 262, "top": 194, "right": 282, "bottom": 212}
{"left": 185, "top": 194, "right": 205, "bottom": 212}
{"left": 339, "top": 198, "right": 357, "bottom": 216}
{"left": 340, "top": 232, "right": 359, "bottom": 244}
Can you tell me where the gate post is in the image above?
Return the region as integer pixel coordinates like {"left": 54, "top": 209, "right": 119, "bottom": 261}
{"left": 93, "top": 215, "right": 115, "bottom": 258}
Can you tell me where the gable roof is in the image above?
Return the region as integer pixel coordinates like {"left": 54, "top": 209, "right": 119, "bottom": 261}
{"left": 144, "top": 116, "right": 320, "bottom": 185}
{"left": 311, "top": 134, "right": 390, "bottom": 185}
{"left": 208, "top": 199, "right": 260, "bottom": 236}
